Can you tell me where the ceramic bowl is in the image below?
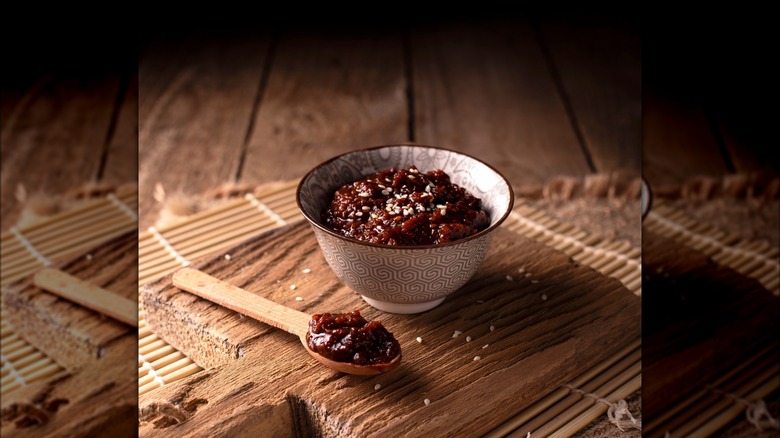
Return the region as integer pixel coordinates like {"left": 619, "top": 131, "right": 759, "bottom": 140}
{"left": 296, "top": 144, "right": 514, "bottom": 314}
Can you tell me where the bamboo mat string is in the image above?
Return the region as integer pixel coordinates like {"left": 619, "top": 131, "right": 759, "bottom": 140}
{"left": 9, "top": 227, "right": 51, "bottom": 266}
{"left": 564, "top": 383, "right": 642, "bottom": 432}
{"left": 707, "top": 385, "right": 780, "bottom": 431}
{"left": 108, "top": 192, "right": 138, "bottom": 221}
{"left": 245, "top": 193, "right": 287, "bottom": 226}
{"left": 139, "top": 353, "right": 166, "bottom": 388}
{"left": 148, "top": 226, "right": 190, "bottom": 267}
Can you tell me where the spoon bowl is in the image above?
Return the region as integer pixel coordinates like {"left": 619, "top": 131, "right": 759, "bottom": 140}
{"left": 172, "top": 267, "right": 402, "bottom": 375}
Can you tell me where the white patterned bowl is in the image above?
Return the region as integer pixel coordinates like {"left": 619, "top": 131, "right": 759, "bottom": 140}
{"left": 296, "top": 144, "right": 514, "bottom": 314}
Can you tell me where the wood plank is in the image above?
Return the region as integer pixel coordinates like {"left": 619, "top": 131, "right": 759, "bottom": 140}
{"left": 141, "top": 221, "right": 639, "bottom": 436}
{"left": 642, "top": 230, "right": 779, "bottom": 424}
{"left": 2, "top": 231, "right": 137, "bottom": 369}
{"left": 642, "top": 90, "right": 727, "bottom": 193}
{"left": 642, "top": 16, "right": 733, "bottom": 193}
{"left": 411, "top": 18, "right": 591, "bottom": 193}
{"left": 536, "top": 15, "right": 641, "bottom": 175}
{"left": 240, "top": 30, "right": 407, "bottom": 186}
{"left": 1, "top": 73, "right": 123, "bottom": 230}
{"left": 138, "top": 33, "right": 271, "bottom": 229}
{"left": 101, "top": 70, "right": 139, "bottom": 186}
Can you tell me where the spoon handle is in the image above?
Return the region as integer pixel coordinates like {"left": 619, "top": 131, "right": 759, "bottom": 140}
{"left": 172, "top": 267, "right": 311, "bottom": 337}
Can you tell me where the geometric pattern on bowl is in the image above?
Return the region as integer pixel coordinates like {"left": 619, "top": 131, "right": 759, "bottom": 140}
{"left": 297, "top": 144, "right": 514, "bottom": 313}
{"left": 312, "top": 228, "right": 494, "bottom": 304}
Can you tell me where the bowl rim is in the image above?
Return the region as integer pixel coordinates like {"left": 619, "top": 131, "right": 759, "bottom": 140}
{"left": 295, "top": 143, "right": 515, "bottom": 250}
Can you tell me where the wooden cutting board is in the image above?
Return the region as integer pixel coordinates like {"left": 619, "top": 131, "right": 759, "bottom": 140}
{"left": 140, "top": 221, "right": 639, "bottom": 437}
{"left": 1, "top": 231, "right": 137, "bottom": 437}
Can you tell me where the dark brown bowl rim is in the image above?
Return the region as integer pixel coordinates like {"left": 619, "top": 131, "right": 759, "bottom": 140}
{"left": 295, "top": 143, "right": 515, "bottom": 250}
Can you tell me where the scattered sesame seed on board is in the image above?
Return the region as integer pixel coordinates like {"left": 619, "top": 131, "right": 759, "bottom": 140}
{"left": 541, "top": 294, "right": 548, "bottom": 301}
{"left": 224, "top": 254, "right": 231, "bottom": 260}
{"left": 466, "top": 336, "right": 472, "bottom": 342}
{"left": 482, "top": 344, "right": 489, "bottom": 349}
{"left": 489, "top": 325, "right": 495, "bottom": 332}
{"left": 452, "top": 330, "right": 462, "bottom": 338}
{"left": 85, "top": 254, "right": 93, "bottom": 261}
{"left": 416, "top": 337, "right": 423, "bottom": 343}
{"left": 290, "top": 284, "right": 297, "bottom": 290}
{"left": 506, "top": 275, "right": 513, "bottom": 281}
{"left": 473, "top": 356, "right": 481, "bottom": 361}
{"left": 295, "top": 296, "right": 303, "bottom": 301}
{"left": 424, "top": 398, "right": 431, "bottom": 406}
{"left": 374, "top": 384, "right": 382, "bottom": 390}
{"left": 525, "top": 272, "right": 532, "bottom": 277}
{"left": 517, "top": 267, "right": 525, "bottom": 274}
{"left": 531, "top": 280, "right": 539, "bottom": 284}
{"left": 302, "top": 268, "right": 312, "bottom": 274}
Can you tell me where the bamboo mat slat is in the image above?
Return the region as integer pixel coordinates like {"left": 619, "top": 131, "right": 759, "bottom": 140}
{"left": 0, "top": 186, "right": 138, "bottom": 396}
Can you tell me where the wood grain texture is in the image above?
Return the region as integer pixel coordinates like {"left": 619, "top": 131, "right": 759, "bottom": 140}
{"left": 411, "top": 18, "right": 590, "bottom": 193}
{"left": 536, "top": 15, "right": 641, "bottom": 175}
{"left": 642, "top": 230, "right": 779, "bottom": 424}
{"left": 141, "top": 221, "right": 639, "bottom": 436}
{"left": 138, "top": 33, "right": 271, "bottom": 229}
{"left": 241, "top": 31, "right": 407, "bottom": 185}
{"left": 2, "top": 231, "right": 137, "bottom": 369}
{"left": 1, "top": 74, "right": 123, "bottom": 230}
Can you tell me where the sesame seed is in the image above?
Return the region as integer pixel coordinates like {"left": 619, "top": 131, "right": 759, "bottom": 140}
{"left": 295, "top": 296, "right": 303, "bottom": 301}
{"left": 490, "top": 325, "right": 495, "bottom": 332}
{"left": 378, "top": 184, "right": 386, "bottom": 189}
{"left": 476, "top": 300, "right": 484, "bottom": 304}
{"left": 482, "top": 344, "right": 489, "bottom": 349}
{"left": 408, "top": 175, "right": 415, "bottom": 180}
{"left": 518, "top": 267, "right": 525, "bottom": 274}
{"left": 374, "top": 383, "right": 382, "bottom": 390}
{"left": 474, "top": 356, "right": 481, "bottom": 361}
{"left": 424, "top": 398, "right": 431, "bottom": 406}
{"left": 356, "top": 212, "right": 363, "bottom": 217}
{"left": 506, "top": 275, "right": 513, "bottom": 281}
{"left": 410, "top": 168, "right": 419, "bottom": 174}
{"left": 466, "top": 336, "right": 472, "bottom": 342}
{"left": 290, "top": 284, "right": 297, "bottom": 290}
{"left": 531, "top": 280, "right": 540, "bottom": 284}
{"left": 85, "top": 254, "right": 93, "bottom": 261}
{"left": 525, "top": 273, "right": 532, "bottom": 277}
{"left": 224, "top": 254, "right": 232, "bottom": 260}
{"left": 302, "top": 268, "right": 312, "bottom": 274}
{"left": 362, "top": 206, "right": 371, "bottom": 211}
{"left": 371, "top": 213, "right": 378, "bottom": 219}
{"left": 381, "top": 189, "right": 391, "bottom": 196}
{"left": 440, "top": 209, "right": 447, "bottom": 216}
{"left": 358, "top": 191, "right": 370, "bottom": 197}
{"left": 385, "top": 178, "right": 392, "bottom": 183}
{"left": 452, "top": 331, "right": 462, "bottom": 338}
{"left": 541, "top": 294, "right": 548, "bottom": 301}
{"left": 416, "top": 337, "right": 423, "bottom": 343}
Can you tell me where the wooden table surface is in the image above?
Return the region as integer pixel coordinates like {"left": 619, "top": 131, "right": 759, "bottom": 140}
{"left": 2, "top": 11, "right": 777, "bottom": 437}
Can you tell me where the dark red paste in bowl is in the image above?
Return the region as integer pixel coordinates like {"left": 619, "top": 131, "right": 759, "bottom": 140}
{"left": 322, "top": 166, "right": 490, "bottom": 246}
{"left": 307, "top": 310, "right": 400, "bottom": 366}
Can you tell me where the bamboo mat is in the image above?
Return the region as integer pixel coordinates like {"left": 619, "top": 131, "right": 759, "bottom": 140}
{"left": 642, "top": 201, "right": 780, "bottom": 436}
{"left": 0, "top": 185, "right": 138, "bottom": 394}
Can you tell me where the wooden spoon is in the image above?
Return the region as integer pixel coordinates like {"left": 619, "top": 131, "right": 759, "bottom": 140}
{"left": 172, "top": 267, "right": 401, "bottom": 375}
